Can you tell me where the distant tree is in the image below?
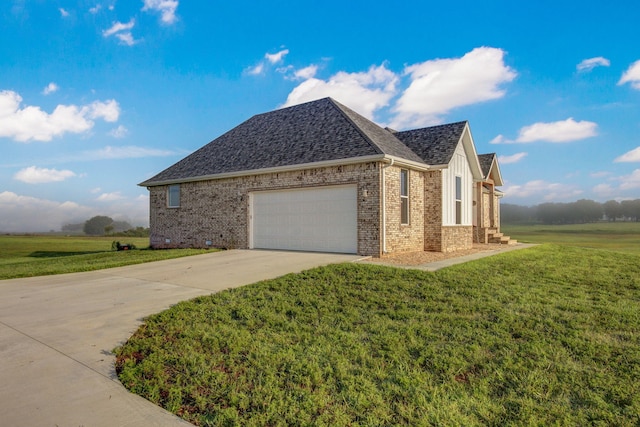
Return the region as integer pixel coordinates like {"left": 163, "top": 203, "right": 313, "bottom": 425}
{"left": 573, "top": 199, "right": 603, "bottom": 223}
{"left": 61, "top": 223, "right": 84, "bottom": 233}
{"left": 603, "top": 200, "right": 622, "bottom": 221}
{"left": 112, "top": 220, "right": 133, "bottom": 232}
{"left": 621, "top": 199, "right": 640, "bottom": 221}
{"left": 501, "top": 203, "right": 537, "bottom": 224}
{"left": 83, "top": 216, "right": 114, "bottom": 235}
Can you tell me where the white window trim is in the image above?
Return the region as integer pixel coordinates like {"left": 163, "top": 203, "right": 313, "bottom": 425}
{"left": 400, "top": 169, "right": 409, "bottom": 225}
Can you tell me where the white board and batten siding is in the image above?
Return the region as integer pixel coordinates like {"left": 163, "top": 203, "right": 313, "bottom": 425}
{"left": 249, "top": 185, "right": 358, "bottom": 254}
{"left": 441, "top": 143, "right": 474, "bottom": 226}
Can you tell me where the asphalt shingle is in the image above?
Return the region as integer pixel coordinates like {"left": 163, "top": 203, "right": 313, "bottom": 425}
{"left": 140, "top": 98, "right": 468, "bottom": 186}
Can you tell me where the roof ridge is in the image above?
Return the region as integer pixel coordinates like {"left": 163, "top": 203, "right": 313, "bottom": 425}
{"left": 326, "top": 98, "right": 385, "bottom": 155}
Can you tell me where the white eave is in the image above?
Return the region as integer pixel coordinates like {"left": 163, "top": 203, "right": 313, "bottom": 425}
{"left": 140, "top": 154, "right": 432, "bottom": 187}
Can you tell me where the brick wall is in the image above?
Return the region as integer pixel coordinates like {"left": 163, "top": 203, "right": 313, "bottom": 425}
{"left": 441, "top": 225, "right": 473, "bottom": 252}
{"left": 383, "top": 166, "right": 425, "bottom": 253}
{"left": 148, "top": 162, "right": 382, "bottom": 256}
{"left": 423, "top": 170, "right": 443, "bottom": 251}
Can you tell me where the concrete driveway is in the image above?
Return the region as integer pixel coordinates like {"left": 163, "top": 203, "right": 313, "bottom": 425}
{"left": 0, "top": 249, "right": 362, "bottom": 427}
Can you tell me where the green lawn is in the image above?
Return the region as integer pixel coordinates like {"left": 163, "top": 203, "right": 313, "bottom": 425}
{"left": 115, "top": 245, "right": 640, "bottom": 426}
{"left": 502, "top": 222, "right": 640, "bottom": 254}
{"left": 0, "top": 235, "right": 212, "bottom": 279}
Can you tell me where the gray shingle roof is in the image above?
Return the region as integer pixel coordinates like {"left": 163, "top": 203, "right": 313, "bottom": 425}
{"left": 478, "top": 153, "right": 496, "bottom": 179}
{"left": 393, "top": 121, "right": 468, "bottom": 165}
{"left": 140, "top": 98, "right": 473, "bottom": 186}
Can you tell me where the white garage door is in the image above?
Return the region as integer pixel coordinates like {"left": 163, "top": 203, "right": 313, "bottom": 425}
{"left": 251, "top": 185, "right": 358, "bottom": 253}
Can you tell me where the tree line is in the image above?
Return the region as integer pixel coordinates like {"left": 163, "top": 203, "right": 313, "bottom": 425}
{"left": 502, "top": 199, "right": 640, "bottom": 225}
{"left": 62, "top": 216, "right": 149, "bottom": 236}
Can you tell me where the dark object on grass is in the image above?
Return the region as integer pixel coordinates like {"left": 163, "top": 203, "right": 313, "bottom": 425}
{"left": 112, "top": 241, "right": 137, "bottom": 251}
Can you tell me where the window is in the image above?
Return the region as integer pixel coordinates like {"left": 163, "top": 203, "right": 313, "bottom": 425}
{"left": 168, "top": 184, "right": 180, "bottom": 208}
{"left": 455, "top": 176, "right": 462, "bottom": 224}
{"left": 400, "top": 169, "right": 409, "bottom": 224}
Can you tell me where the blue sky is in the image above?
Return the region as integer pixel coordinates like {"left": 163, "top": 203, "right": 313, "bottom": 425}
{"left": 1, "top": 0, "right": 640, "bottom": 232}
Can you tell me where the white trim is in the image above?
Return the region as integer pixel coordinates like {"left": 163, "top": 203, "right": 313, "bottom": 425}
{"left": 141, "top": 154, "right": 430, "bottom": 187}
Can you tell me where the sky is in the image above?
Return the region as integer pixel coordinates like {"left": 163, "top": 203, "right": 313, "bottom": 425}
{"left": 1, "top": 0, "right": 640, "bottom": 232}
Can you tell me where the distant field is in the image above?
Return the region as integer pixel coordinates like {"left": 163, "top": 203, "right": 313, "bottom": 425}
{"left": 502, "top": 222, "right": 640, "bottom": 254}
{"left": 0, "top": 235, "right": 212, "bottom": 280}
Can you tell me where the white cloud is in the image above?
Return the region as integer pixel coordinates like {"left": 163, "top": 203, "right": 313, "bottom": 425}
{"left": 88, "top": 99, "right": 120, "bottom": 122}
{"left": 246, "top": 63, "right": 264, "bottom": 76}
{"left": 59, "top": 8, "right": 70, "bottom": 17}
{"left": 103, "top": 19, "right": 135, "bottom": 37}
{"left": 103, "top": 19, "right": 137, "bottom": 45}
{"left": 514, "top": 118, "right": 597, "bottom": 143}
{"left": 0, "top": 191, "right": 149, "bottom": 232}
{"left": 13, "top": 166, "right": 76, "bottom": 184}
{"left": 89, "top": 5, "right": 102, "bottom": 14}
{"left": 498, "top": 152, "right": 527, "bottom": 164}
{"left": 615, "top": 146, "right": 640, "bottom": 162}
{"left": 96, "top": 191, "right": 124, "bottom": 201}
{"left": 593, "top": 183, "right": 615, "bottom": 197}
{"left": 42, "top": 82, "right": 59, "bottom": 95}
{"left": 0, "top": 90, "right": 120, "bottom": 142}
{"left": 618, "top": 60, "right": 640, "bottom": 90}
{"left": 391, "top": 47, "right": 516, "bottom": 128}
{"left": 82, "top": 145, "right": 176, "bottom": 160}
{"left": 293, "top": 65, "right": 318, "bottom": 80}
{"left": 619, "top": 169, "right": 640, "bottom": 191}
{"left": 0, "top": 191, "right": 94, "bottom": 232}
{"left": 282, "top": 64, "right": 398, "bottom": 120}
{"left": 490, "top": 134, "right": 506, "bottom": 144}
{"left": 265, "top": 49, "right": 289, "bottom": 64}
{"left": 142, "top": 0, "right": 179, "bottom": 24}
{"left": 109, "top": 125, "right": 128, "bottom": 138}
{"left": 576, "top": 57, "right": 610, "bottom": 72}
{"left": 502, "top": 180, "right": 583, "bottom": 202}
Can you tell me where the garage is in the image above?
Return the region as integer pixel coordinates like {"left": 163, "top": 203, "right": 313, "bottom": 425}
{"left": 250, "top": 185, "right": 358, "bottom": 253}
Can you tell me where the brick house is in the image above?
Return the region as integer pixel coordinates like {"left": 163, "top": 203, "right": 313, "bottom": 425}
{"left": 140, "top": 97, "right": 507, "bottom": 256}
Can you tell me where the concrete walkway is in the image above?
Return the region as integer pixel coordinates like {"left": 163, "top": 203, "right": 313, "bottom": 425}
{"left": 368, "top": 243, "right": 537, "bottom": 271}
{"left": 0, "top": 250, "right": 362, "bottom": 427}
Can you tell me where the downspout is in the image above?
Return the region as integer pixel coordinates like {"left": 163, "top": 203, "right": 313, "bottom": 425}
{"left": 381, "top": 158, "right": 394, "bottom": 254}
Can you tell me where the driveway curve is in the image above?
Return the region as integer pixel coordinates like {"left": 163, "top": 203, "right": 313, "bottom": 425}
{"left": 0, "top": 250, "right": 362, "bottom": 427}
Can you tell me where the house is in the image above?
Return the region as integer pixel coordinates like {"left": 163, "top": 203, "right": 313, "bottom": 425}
{"left": 140, "top": 97, "right": 509, "bottom": 256}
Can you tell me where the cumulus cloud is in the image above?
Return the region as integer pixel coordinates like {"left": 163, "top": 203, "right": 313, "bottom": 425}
{"left": 0, "top": 191, "right": 94, "bottom": 232}
{"left": 576, "top": 57, "right": 610, "bottom": 72}
{"left": 96, "top": 191, "right": 124, "bottom": 201}
{"left": 498, "top": 152, "right": 527, "bottom": 164}
{"left": 265, "top": 49, "right": 289, "bottom": 64}
{"left": 282, "top": 64, "right": 398, "bottom": 120}
{"left": 0, "top": 191, "right": 149, "bottom": 232}
{"left": 89, "top": 5, "right": 102, "bottom": 14}
{"left": 615, "top": 146, "right": 640, "bottom": 162}
{"left": 502, "top": 180, "right": 583, "bottom": 202}
{"left": 142, "top": 0, "right": 179, "bottom": 24}
{"left": 390, "top": 47, "right": 516, "bottom": 128}
{"left": 618, "top": 60, "right": 640, "bottom": 90}
{"left": 0, "top": 90, "right": 120, "bottom": 142}
{"left": 13, "top": 166, "right": 77, "bottom": 184}
{"left": 514, "top": 118, "right": 597, "bottom": 143}
{"left": 246, "top": 63, "right": 264, "bottom": 76}
{"left": 293, "top": 65, "right": 318, "bottom": 80}
{"left": 59, "top": 8, "right": 70, "bottom": 17}
{"left": 103, "top": 19, "right": 137, "bottom": 45}
{"left": 109, "top": 125, "right": 128, "bottom": 138}
{"left": 42, "top": 82, "right": 59, "bottom": 95}
{"left": 619, "top": 169, "right": 640, "bottom": 191}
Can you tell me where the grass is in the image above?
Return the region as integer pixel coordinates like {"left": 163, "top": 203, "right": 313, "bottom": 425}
{"left": 115, "top": 245, "right": 640, "bottom": 426}
{"left": 503, "top": 222, "right": 640, "bottom": 254}
{"left": 0, "top": 235, "right": 213, "bottom": 280}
